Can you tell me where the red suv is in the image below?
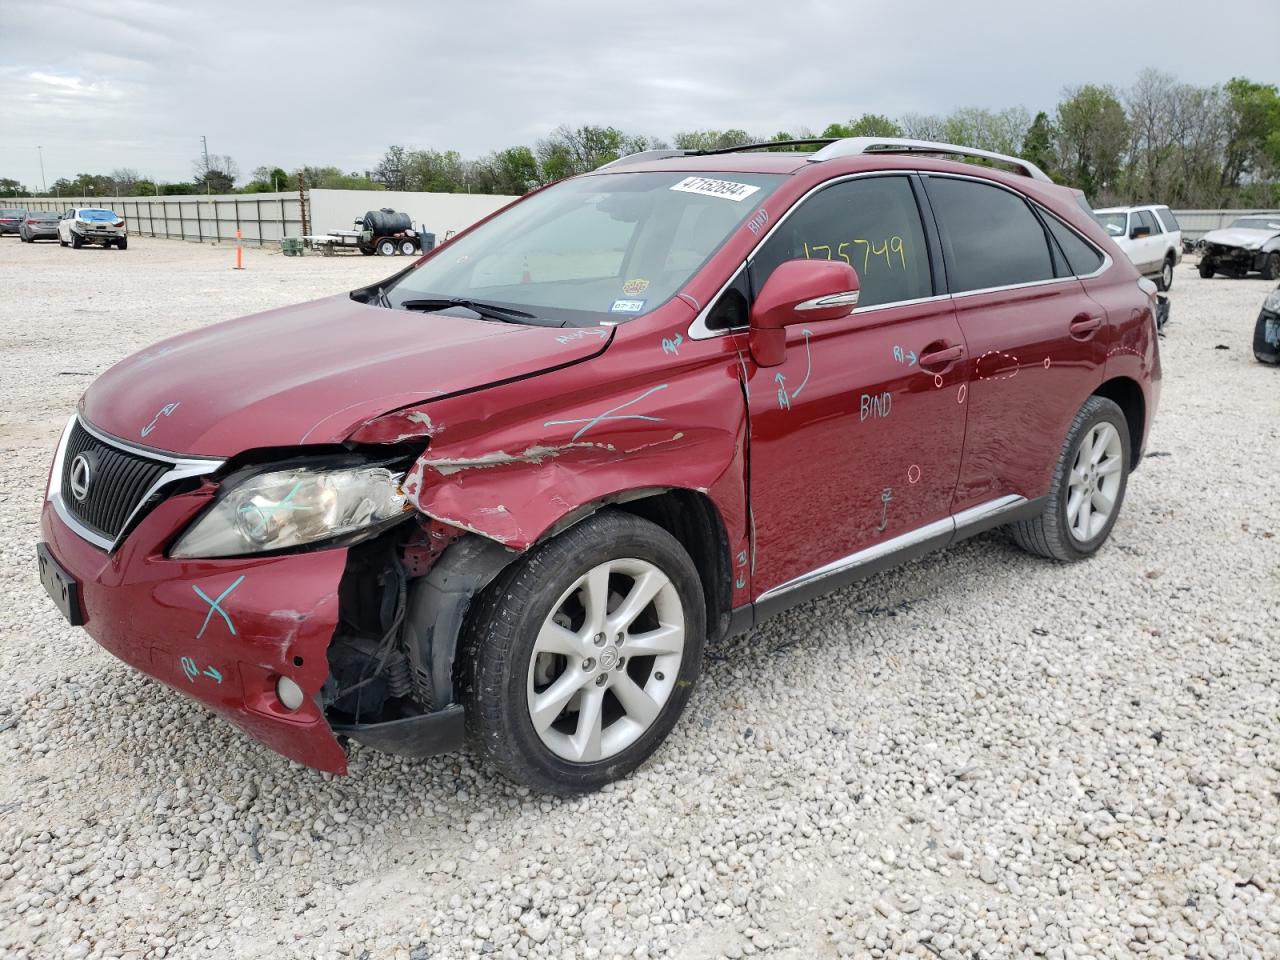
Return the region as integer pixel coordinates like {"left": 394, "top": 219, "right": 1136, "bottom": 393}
{"left": 38, "top": 138, "right": 1161, "bottom": 793}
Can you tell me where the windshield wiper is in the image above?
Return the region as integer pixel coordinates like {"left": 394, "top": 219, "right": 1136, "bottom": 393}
{"left": 398, "top": 297, "right": 564, "bottom": 327}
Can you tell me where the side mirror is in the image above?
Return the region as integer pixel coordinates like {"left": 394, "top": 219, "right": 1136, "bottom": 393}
{"left": 1130, "top": 225, "right": 1152, "bottom": 239}
{"left": 749, "top": 259, "right": 860, "bottom": 367}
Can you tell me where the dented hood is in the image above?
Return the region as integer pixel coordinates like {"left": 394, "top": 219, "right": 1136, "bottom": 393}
{"left": 80, "top": 294, "right": 611, "bottom": 456}
{"left": 1202, "top": 226, "right": 1280, "bottom": 248}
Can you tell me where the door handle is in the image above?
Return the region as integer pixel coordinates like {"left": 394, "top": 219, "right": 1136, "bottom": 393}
{"left": 918, "top": 344, "right": 964, "bottom": 368}
{"left": 1069, "top": 314, "right": 1103, "bottom": 337}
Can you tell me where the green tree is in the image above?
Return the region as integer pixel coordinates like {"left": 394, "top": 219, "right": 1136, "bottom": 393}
{"left": 820, "top": 113, "right": 901, "bottom": 139}
{"left": 472, "top": 146, "right": 541, "bottom": 195}
{"left": 534, "top": 124, "right": 653, "bottom": 178}
{"left": 192, "top": 153, "right": 238, "bottom": 193}
{"left": 1221, "top": 77, "right": 1280, "bottom": 187}
{"left": 1021, "top": 111, "right": 1058, "bottom": 178}
{"left": 0, "top": 177, "right": 27, "bottom": 198}
{"left": 1055, "top": 84, "right": 1129, "bottom": 199}
{"left": 673, "top": 129, "right": 753, "bottom": 151}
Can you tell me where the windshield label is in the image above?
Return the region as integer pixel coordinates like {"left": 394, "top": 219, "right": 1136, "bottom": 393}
{"left": 670, "top": 176, "right": 760, "bottom": 203}
{"left": 610, "top": 299, "right": 646, "bottom": 314}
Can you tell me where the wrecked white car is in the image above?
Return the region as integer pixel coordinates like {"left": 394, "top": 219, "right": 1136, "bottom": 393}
{"left": 1197, "top": 216, "right": 1280, "bottom": 280}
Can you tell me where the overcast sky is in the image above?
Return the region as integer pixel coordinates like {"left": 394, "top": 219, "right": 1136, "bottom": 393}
{"left": 3, "top": 0, "right": 1278, "bottom": 190}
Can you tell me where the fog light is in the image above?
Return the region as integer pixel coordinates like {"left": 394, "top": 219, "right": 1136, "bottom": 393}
{"left": 276, "top": 676, "right": 305, "bottom": 711}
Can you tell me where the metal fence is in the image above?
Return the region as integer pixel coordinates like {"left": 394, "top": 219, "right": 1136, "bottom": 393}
{"left": 1172, "top": 209, "right": 1280, "bottom": 241}
{"left": 14, "top": 192, "right": 305, "bottom": 245}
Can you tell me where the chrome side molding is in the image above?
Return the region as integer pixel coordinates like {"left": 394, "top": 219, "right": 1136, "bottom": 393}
{"left": 756, "top": 494, "right": 1028, "bottom": 604}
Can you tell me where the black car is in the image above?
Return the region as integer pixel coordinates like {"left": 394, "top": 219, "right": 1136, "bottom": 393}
{"left": 0, "top": 208, "right": 27, "bottom": 235}
{"left": 1255, "top": 284, "right": 1280, "bottom": 365}
{"left": 19, "top": 210, "right": 60, "bottom": 242}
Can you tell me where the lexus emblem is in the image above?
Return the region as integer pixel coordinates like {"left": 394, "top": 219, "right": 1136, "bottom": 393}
{"left": 69, "top": 454, "right": 93, "bottom": 502}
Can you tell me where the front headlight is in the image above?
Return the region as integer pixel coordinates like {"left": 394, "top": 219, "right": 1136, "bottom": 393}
{"left": 171, "top": 464, "right": 411, "bottom": 558}
{"left": 1264, "top": 289, "right": 1280, "bottom": 313}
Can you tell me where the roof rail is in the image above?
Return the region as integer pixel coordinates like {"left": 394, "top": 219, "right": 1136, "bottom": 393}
{"left": 596, "top": 149, "right": 695, "bottom": 171}
{"left": 806, "top": 137, "right": 1053, "bottom": 182}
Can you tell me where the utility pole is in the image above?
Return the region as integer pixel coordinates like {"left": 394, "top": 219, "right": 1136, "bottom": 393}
{"left": 201, "top": 134, "right": 216, "bottom": 243}
{"left": 37, "top": 145, "right": 47, "bottom": 194}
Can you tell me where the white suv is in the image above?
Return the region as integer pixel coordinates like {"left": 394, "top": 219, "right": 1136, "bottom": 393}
{"left": 1092, "top": 205, "right": 1181, "bottom": 290}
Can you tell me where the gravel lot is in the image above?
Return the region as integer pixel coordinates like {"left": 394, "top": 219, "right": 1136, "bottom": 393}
{"left": 0, "top": 236, "right": 1277, "bottom": 960}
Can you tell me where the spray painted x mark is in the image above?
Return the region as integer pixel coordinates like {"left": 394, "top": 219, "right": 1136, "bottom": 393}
{"left": 192, "top": 575, "right": 245, "bottom": 639}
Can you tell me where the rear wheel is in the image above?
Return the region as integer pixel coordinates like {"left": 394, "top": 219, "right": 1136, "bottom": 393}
{"left": 1011, "top": 396, "right": 1130, "bottom": 562}
{"left": 71, "top": 233, "right": 82, "bottom": 249}
{"left": 117, "top": 237, "right": 127, "bottom": 250}
{"left": 1198, "top": 259, "right": 1214, "bottom": 279}
{"left": 376, "top": 238, "right": 396, "bottom": 256}
{"left": 399, "top": 239, "right": 417, "bottom": 255}
{"left": 1157, "top": 256, "right": 1174, "bottom": 291}
{"left": 1262, "top": 252, "right": 1280, "bottom": 281}
{"left": 463, "top": 510, "right": 706, "bottom": 795}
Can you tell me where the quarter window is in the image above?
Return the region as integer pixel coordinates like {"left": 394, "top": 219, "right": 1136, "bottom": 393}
{"left": 1155, "top": 206, "right": 1181, "bottom": 233}
{"left": 925, "top": 177, "right": 1055, "bottom": 293}
{"left": 750, "top": 176, "right": 932, "bottom": 308}
{"left": 1043, "top": 214, "right": 1105, "bottom": 276}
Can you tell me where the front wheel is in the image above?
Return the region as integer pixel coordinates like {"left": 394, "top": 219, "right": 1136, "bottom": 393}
{"left": 1157, "top": 256, "right": 1174, "bottom": 291}
{"left": 462, "top": 510, "right": 706, "bottom": 795}
{"left": 1011, "top": 396, "right": 1131, "bottom": 562}
{"left": 399, "top": 239, "right": 417, "bottom": 256}
{"left": 1198, "top": 259, "right": 1215, "bottom": 279}
{"left": 71, "top": 233, "right": 82, "bottom": 249}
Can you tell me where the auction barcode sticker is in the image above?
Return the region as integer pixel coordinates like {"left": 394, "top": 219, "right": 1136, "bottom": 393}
{"left": 669, "top": 176, "right": 761, "bottom": 202}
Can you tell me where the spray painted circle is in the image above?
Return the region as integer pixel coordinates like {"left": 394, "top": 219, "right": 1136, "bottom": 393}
{"left": 957, "top": 384, "right": 968, "bottom": 404}
{"left": 933, "top": 373, "right": 944, "bottom": 389}
{"left": 1043, "top": 357, "right": 1051, "bottom": 369}
{"left": 907, "top": 464, "right": 921, "bottom": 484}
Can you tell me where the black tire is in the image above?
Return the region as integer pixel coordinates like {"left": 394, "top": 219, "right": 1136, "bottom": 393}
{"left": 462, "top": 510, "right": 706, "bottom": 795}
{"left": 1011, "top": 396, "right": 1131, "bottom": 562}
{"left": 399, "top": 239, "right": 417, "bottom": 255}
{"left": 1198, "top": 259, "right": 1215, "bottom": 279}
{"left": 376, "top": 238, "right": 396, "bottom": 256}
{"left": 1262, "top": 252, "right": 1280, "bottom": 282}
{"left": 117, "top": 237, "right": 127, "bottom": 250}
{"left": 1156, "top": 255, "right": 1174, "bottom": 291}
{"left": 359, "top": 245, "right": 374, "bottom": 256}
{"left": 71, "top": 233, "right": 82, "bottom": 249}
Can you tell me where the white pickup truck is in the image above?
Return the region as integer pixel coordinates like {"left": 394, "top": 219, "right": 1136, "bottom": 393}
{"left": 1092, "top": 205, "right": 1182, "bottom": 290}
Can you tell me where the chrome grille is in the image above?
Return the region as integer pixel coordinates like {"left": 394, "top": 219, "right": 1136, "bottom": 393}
{"left": 60, "top": 421, "right": 169, "bottom": 540}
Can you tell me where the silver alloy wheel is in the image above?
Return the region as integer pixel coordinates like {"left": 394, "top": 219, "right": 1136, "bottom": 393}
{"left": 1161, "top": 259, "right": 1173, "bottom": 288}
{"left": 526, "top": 558, "right": 684, "bottom": 763}
{"left": 1066, "top": 421, "right": 1124, "bottom": 542}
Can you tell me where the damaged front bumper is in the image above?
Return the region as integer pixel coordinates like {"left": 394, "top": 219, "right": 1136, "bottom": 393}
{"left": 39, "top": 487, "right": 463, "bottom": 773}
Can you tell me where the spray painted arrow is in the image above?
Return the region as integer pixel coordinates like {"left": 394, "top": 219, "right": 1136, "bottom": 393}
{"left": 774, "top": 373, "right": 790, "bottom": 410}
{"left": 790, "top": 329, "right": 814, "bottom": 399}
{"left": 906, "top": 350, "right": 917, "bottom": 366}
{"left": 202, "top": 666, "right": 223, "bottom": 684}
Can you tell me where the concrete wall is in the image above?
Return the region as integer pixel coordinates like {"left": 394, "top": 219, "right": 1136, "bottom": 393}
{"left": 309, "top": 190, "right": 516, "bottom": 241}
{"left": 10, "top": 188, "right": 519, "bottom": 246}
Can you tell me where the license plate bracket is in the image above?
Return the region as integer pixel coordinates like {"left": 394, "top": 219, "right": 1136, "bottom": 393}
{"left": 37, "top": 543, "right": 84, "bottom": 626}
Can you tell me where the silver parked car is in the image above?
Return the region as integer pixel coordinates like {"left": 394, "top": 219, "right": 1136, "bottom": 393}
{"left": 19, "top": 210, "right": 61, "bottom": 242}
{"left": 0, "top": 208, "right": 26, "bottom": 235}
{"left": 58, "top": 207, "right": 128, "bottom": 249}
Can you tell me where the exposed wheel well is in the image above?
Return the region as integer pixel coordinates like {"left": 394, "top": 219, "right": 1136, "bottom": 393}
{"left": 615, "top": 490, "right": 734, "bottom": 643}
{"left": 1092, "top": 377, "right": 1145, "bottom": 469}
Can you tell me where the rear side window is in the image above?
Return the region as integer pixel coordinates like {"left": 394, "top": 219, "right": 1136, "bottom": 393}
{"left": 1136, "top": 209, "right": 1160, "bottom": 234}
{"left": 1043, "top": 213, "right": 1105, "bottom": 276}
{"left": 750, "top": 175, "right": 932, "bottom": 308}
{"left": 1155, "top": 207, "right": 1180, "bottom": 232}
{"left": 925, "top": 177, "right": 1054, "bottom": 293}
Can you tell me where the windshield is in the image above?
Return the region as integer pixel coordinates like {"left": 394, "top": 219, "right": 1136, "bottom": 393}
{"left": 1230, "top": 217, "right": 1280, "bottom": 231}
{"left": 386, "top": 171, "right": 783, "bottom": 324}
{"left": 30, "top": 211, "right": 59, "bottom": 220}
{"left": 1094, "top": 212, "right": 1127, "bottom": 236}
{"left": 80, "top": 209, "right": 119, "bottom": 222}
